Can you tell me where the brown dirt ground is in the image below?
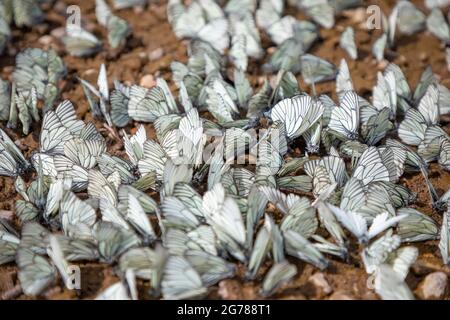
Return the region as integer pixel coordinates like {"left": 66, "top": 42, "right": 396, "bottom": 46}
{"left": 0, "top": 0, "right": 449, "bottom": 300}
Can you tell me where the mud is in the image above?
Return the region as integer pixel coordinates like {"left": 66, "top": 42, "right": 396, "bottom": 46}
{"left": 0, "top": 0, "right": 449, "bottom": 300}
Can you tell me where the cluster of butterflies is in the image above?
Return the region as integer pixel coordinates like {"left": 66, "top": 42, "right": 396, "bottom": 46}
{"left": 0, "top": 0, "right": 138, "bottom": 57}
{"left": 0, "top": 0, "right": 47, "bottom": 55}
{"left": 0, "top": 48, "right": 66, "bottom": 135}
{"left": 0, "top": 0, "right": 449, "bottom": 300}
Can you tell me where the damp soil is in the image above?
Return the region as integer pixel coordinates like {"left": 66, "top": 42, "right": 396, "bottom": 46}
{"left": 0, "top": 0, "right": 449, "bottom": 300}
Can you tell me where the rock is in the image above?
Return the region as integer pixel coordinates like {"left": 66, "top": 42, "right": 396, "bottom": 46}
{"left": 36, "top": 24, "right": 49, "bottom": 34}
{"left": 377, "top": 60, "right": 389, "bottom": 70}
{"left": 329, "top": 291, "right": 355, "bottom": 300}
{"left": 39, "top": 35, "right": 54, "bottom": 46}
{"left": 419, "top": 53, "right": 428, "bottom": 62}
{"left": 344, "top": 8, "right": 367, "bottom": 24}
{"left": 266, "top": 47, "right": 277, "bottom": 55}
{"left": 218, "top": 280, "right": 243, "bottom": 300}
{"left": 308, "top": 272, "right": 333, "bottom": 298}
{"left": 133, "top": 6, "right": 144, "bottom": 14}
{"left": 416, "top": 272, "right": 448, "bottom": 300}
{"left": 54, "top": 1, "right": 67, "bottom": 14}
{"left": 398, "top": 55, "right": 407, "bottom": 65}
{"left": 51, "top": 27, "right": 66, "bottom": 39}
{"left": 140, "top": 74, "right": 156, "bottom": 88}
{"left": 148, "top": 48, "right": 164, "bottom": 61}
{"left": 0, "top": 210, "right": 14, "bottom": 221}
{"left": 412, "top": 254, "right": 443, "bottom": 276}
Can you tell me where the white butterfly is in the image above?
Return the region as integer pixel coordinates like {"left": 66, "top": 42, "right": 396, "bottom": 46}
{"left": 185, "top": 250, "right": 235, "bottom": 286}
{"left": 17, "top": 247, "right": 56, "bottom": 296}
{"left": 336, "top": 59, "right": 354, "bottom": 98}
{"left": 39, "top": 100, "right": 84, "bottom": 155}
{"left": 62, "top": 24, "right": 102, "bottom": 57}
{"left": 168, "top": 0, "right": 229, "bottom": 53}
{"left": 374, "top": 264, "right": 415, "bottom": 300}
{"left": 247, "top": 215, "right": 282, "bottom": 279}
{"left": 328, "top": 91, "right": 359, "bottom": 140}
{"left": 124, "top": 193, "right": 157, "bottom": 242}
{"left": 399, "top": 85, "right": 440, "bottom": 146}
{"left": 0, "top": 128, "right": 30, "bottom": 177}
{"left": 260, "top": 260, "right": 297, "bottom": 297}
{"left": 271, "top": 94, "right": 324, "bottom": 140}
{"left": 284, "top": 229, "right": 329, "bottom": 270}
{"left": 362, "top": 231, "right": 417, "bottom": 279}
{"left": 396, "top": 1, "right": 425, "bottom": 36}
{"left": 128, "top": 85, "right": 171, "bottom": 123}
{"left": 339, "top": 27, "right": 357, "bottom": 60}
{"left": 96, "top": 282, "right": 131, "bottom": 300}
{"left": 426, "top": 8, "right": 450, "bottom": 43}
{"left": 161, "top": 197, "right": 200, "bottom": 231}
{"left": 47, "top": 235, "right": 74, "bottom": 290}
{"left": 353, "top": 147, "right": 397, "bottom": 185}
{"left": 327, "top": 204, "right": 407, "bottom": 243}
{"left": 0, "top": 223, "right": 20, "bottom": 265}
{"left": 373, "top": 71, "right": 397, "bottom": 119}
{"left": 161, "top": 255, "right": 207, "bottom": 300}
{"left": 123, "top": 125, "right": 147, "bottom": 166}
{"left": 79, "top": 64, "right": 113, "bottom": 126}
{"left": 202, "top": 183, "right": 246, "bottom": 248}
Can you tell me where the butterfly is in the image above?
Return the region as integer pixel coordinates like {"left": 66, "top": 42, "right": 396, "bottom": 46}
{"left": 270, "top": 94, "right": 323, "bottom": 140}
{"left": 328, "top": 91, "right": 359, "bottom": 140}
{"left": 0, "top": 129, "right": 30, "bottom": 177}
{"left": 63, "top": 24, "right": 102, "bottom": 57}
{"left": 95, "top": 0, "right": 131, "bottom": 49}
{"left": 339, "top": 27, "right": 357, "bottom": 60}
{"left": 397, "top": 208, "right": 439, "bottom": 242}
{"left": 396, "top": 1, "right": 426, "bottom": 36}
{"left": 374, "top": 264, "right": 415, "bottom": 300}
{"left": 161, "top": 255, "right": 207, "bottom": 300}
{"left": 426, "top": 8, "right": 450, "bottom": 44}
{"left": 327, "top": 203, "right": 407, "bottom": 244}
{"left": 260, "top": 260, "right": 297, "bottom": 297}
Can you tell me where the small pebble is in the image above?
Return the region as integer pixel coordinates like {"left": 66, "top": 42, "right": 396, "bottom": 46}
{"left": 308, "top": 272, "right": 333, "bottom": 297}
{"left": 377, "top": 60, "right": 389, "bottom": 70}
{"left": 54, "top": 1, "right": 67, "bottom": 14}
{"left": 218, "top": 280, "right": 242, "bottom": 300}
{"left": 267, "top": 47, "right": 277, "bottom": 54}
{"left": 140, "top": 74, "right": 156, "bottom": 88}
{"left": 39, "top": 35, "right": 54, "bottom": 46}
{"left": 345, "top": 8, "right": 367, "bottom": 24}
{"left": 149, "top": 48, "right": 164, "bottom": 61}
{"left": 416, "top": 272, "right": 448, "bottom": 300}
{"left": 133, "top": 6, "right": 144, "bottom": 14}
{"left": 419, "top": 53, "right": 428, "bottom": 62}
{"left": 82, "top": 68, "right": 98, "bottom": 77}
{"left": 398, "top": 55, "right": 407, "bottom": 64}
{"left": 51, "top": 27, "right": 66, "bottom": 39}
{"left": 0, "top": 210, "right": 14, "bottom": 221}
